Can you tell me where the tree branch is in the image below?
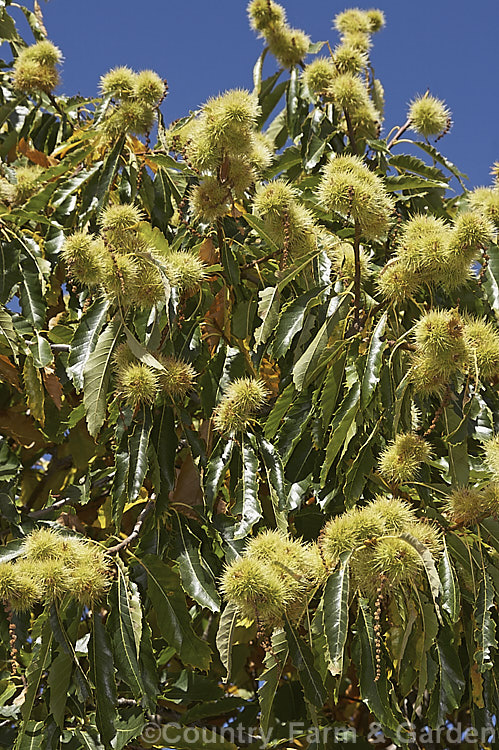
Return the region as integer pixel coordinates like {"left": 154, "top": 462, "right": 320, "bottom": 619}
{"left": 28, "top": 498, "right": 68, "bottom": 519}
{"left": 343, "top": 108, "right": 358, "bottom": 156}
{"left": 107, "top": 500, "right": 155, "bottom": 555}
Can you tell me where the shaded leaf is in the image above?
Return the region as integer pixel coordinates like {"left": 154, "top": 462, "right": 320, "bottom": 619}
{"left": 89, "top": 612, "right": 119, "bottom": 748}
{"left": 172, "top": 511, "right": 221, "bottom": 612}
{"left": 127, "top": 407, "right": 153, "bottom": 502}
{"left": 321, "top": 382, "right": 360, "bottom": 483}
{"left": 284, "top": 616, "right": 326, "bottom": 708}
{"left": 139, "top": 554, "right": 212, "bottom": 670}
{"left": 427, "top": 624, "right": 466, "bottom": 728}
{"left": 272, "top": 286, "right": 325, "bottom": 360}
{"left": 323, "top": 551, "right": 351, "bottom": 676}
{"left": 293, "top": 295, "right": 347, "bottom": 390}
{"left": 216, "top": 603, "right": 239, "bottom": 683}
{"left": 258, "top": 628, "right": 289, "bottom": 734}
{"left": 474, "top": 569, "right": 496, "bottom": 672}
{"left": 107, "top": 561, "right": 145, "bottom": 700}
{"left": 439, "top": 541, "right": 459, "bottom": 623}
{"left": 354, "top": 599, "right": 409, "bottom": 740}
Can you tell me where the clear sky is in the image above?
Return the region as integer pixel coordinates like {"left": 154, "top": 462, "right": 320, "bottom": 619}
{"left": 13, "top": 0, "right": 499, "bottom": 189}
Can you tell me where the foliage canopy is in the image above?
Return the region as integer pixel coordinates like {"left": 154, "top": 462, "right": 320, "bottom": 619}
{"left": 0, "top": 1, "right": 499, "bottom": 748}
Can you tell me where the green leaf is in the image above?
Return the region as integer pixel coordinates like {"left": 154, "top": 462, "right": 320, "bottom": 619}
{"left": 293, "top": 295, "right": 347, "bottom": 390}
{"left": 323, "top": 551, "right": 351, "bottom": 676}
{"left": 127, "top": 407, "right": 153, "bottom": 502}
{"left": 0, "top": 9, "right": 17, "bottom": 41}
{"left": 0, "top": 305, "right": 18, "bottom": 357}
{"left": 216, "top": 603, "right": 239, "bottom": 683}
{"left": 107, "top": 560, "right": 145, "bottom": 700}
{"left": 74, "top": 728, "right": 103, "bottom": 750}
{"left": 220, "top": 240, "right": 240, "bottom": 286}
{"left": 0, "top": 240, "right": 20, "bottom": 305}
{"left": 258, "top": 78, "right": 287, "bottom": 127}
{"left": 19, "top": 252, "right": 45, "bottom": 330}
{"left": 413, "top": 141, "right": 468, "bottom": 184}
{"left": 474, "top": 569, "right": 497, "bottom": 672}
{"left": 398, "top": 531, "right": 443, "bottom": 621}
{"left": 0, "top": 96, "right": 24, "bottom": 130}
{"left": 113, "top": 710, "right": 146, "bottom": 750}
{"left": 152, "top": 168, "right": 174, "bottom": 231}
{"left": 254, "top": 286, "right": 280, "bottom": 346}
{"left": 138, "top": 620, "right": 158, "bottom": 711}
{"left": 277, "top": 388, "right": 313, "bottom": 464}
{"left": 252, "top": 48, "right": 269, "bottom": 94}
{"left": 320, "top": 351, "right": 346, "bottom": 428}
{"left": 388, "top": 153, "right": 447, "bottom": 182}
{"left": 258, "top": 436, "right": 287, "bottom": 518}
{"left": 384, "top": 174, "right": 449, "bottom": 191}
{"left": 284, "top": 616, "right": 326, "bottom": 708}
{"left": 67, "top": 298, "right": 110, "bottom": 390}
{"left": 264, "top": 382, "right": 295, "bottom": 440}
{"left": 112, "top": 430, "right": 129, "bottom": 531}
{"left": 89, "top": 612, "right": 119, "bottom": 749}
{"left": 83, "top": 317, "right": 123, "bottom": 438}
{"left": 96, "top": 135, "right": 125, "bottom": 211}
{"left": 258, "top": 628, "right": 289, "bottom": 734}
{"left": 286, "top": 67, "right": 305, "bottom": 141}
{"left": 0, "top": 538, "right": 25, "bottom": 562}
{"left": 483, "top": 242, "right": 499, "bottom": 316}
{"left": 49, "top": 603, "right": 91, "bottom": 702}
{"left": 272, "top": 287, "right": 325, "bottom": 360}
{"left": 47, "top": 651, "right": 72, "bottom": 728}
{"left": 343, "top": 423, "right": 379, "bottom": 505}
{"left": 361, "top": 312, "right": 387, "bottom": 409}
{"left": 171, "top": 511, "right": 221, "bottom": 612}
{"left": 427, "top": 624, "right": 465, "bottom": 728}
{"left": 139, "top": 554, "right": 212, "bottom": 670}
{"left": 20, "top": 614, "right": 52, "bottom": 722}
{"left": 244, "top": 212, "right": 280, "bottom": 254}
{"left": 124, "top": 325, "right": 166, "bottom": 371}
{"left": 14, "top": 721, "right": 44, "bottom": 750}
{"left": 321, "top": 382, "right": 361, "bottom": 483}
{"left": 23, "top": 354, "right": 45, "bottom": 425}
{"left": 51, "top": 163, "right": 102, "bottom": 208}
{"left": 17, "top": 5, "right": 45, "bottom": 41}
{"left": 277, "top": 248, "right": 322, "bottom": 291}
{"left": 28, "top": 333, "right": 52, "bottom": 368}
{"left": 264, "top": 144, "right": 302, "bottom": 179}
{"left": 233, "top": 435, "right": 261, "bottom": 539}
{"left": 439, "top": 541, "right": 459, "bottom": 623}
{"left": 354, "top": 599, "right": 409, "bottom": 740}
{"left": 151, "top": 403, "right": 177, "bottom": 502}
{"left": 204, "top": 438, "right": 234, "bottom": 510}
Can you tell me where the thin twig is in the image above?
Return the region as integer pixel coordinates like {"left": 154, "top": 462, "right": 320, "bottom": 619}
{"left": 387, "top": 118, "right": 411, "bottom": 150}
{"left": 216, "top": 219, "right": 225, "bottom": 255}
{"left": 107, "top": 500, "right": 155, "bottom": 555}
{"left": 47, "top": 93, "right": 66, "bottom": 120}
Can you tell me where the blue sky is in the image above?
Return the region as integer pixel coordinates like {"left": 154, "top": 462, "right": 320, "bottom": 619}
{"left": 21, "top": 1, "right": 499, "bottom": 189}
